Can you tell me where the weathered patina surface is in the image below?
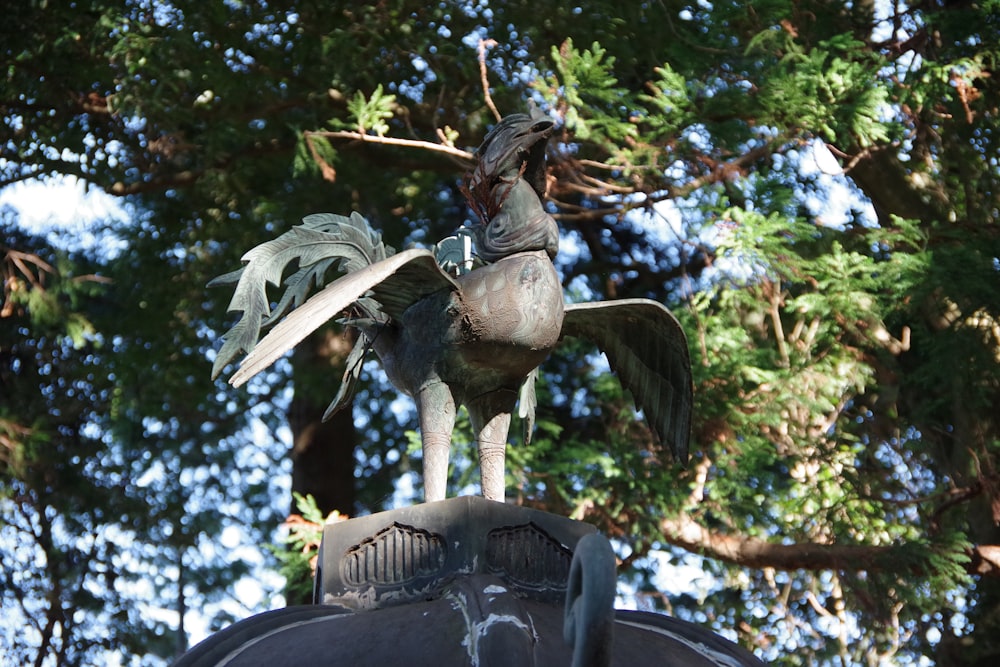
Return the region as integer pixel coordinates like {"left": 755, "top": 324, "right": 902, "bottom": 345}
{"left": 175, "top": 498, "right": 766, "bottom": 667}
{"left": 212, "top": 109, "right": 693, "bottom": 503}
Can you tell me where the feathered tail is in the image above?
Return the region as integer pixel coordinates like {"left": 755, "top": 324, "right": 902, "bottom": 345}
{"left": 208, "top": 212, "right": 394, "bottom": 382}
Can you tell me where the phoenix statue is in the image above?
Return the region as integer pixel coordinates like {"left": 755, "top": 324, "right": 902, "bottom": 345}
{"left": 210, "top": 108, "right": 693, "bottom": 503}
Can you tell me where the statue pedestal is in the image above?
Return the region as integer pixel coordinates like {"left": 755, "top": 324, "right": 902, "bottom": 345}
{"left": 175, "top": 497, "right": 767, "bottom": 666}
{"left": 314, "top": 495, "right": 595, "bottom": 609}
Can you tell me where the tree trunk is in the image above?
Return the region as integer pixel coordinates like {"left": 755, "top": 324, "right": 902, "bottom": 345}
{"left": 285, "top": 328, "right": 358, "bottom": 605}
{"left": 176, "top": 550, "right": 187, "bottom": 658}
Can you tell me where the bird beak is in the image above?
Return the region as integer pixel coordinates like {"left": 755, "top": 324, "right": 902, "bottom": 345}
{"left": 531, "top": 119, "right": 555, "bottom": 134}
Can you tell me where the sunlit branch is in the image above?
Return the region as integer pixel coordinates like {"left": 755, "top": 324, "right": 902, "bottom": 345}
{"left": 302, "top": 130, "right": 475, "bottom": 163}
{"left": 304, "top": 132, "right": 337, "bottom": 183}
{"left": 578, "top": 172, "right": 636, "bottom": 194}
{"left": 556, "top": 178, "right": 635, "bottom": 198}
{"left": 660, "top": 512, "right": 1000, "bottom": 577}
{"left": 477, "top": 38, "right": 502, "bottom": 122}
{"left": 5, "top": 249, "right": 56, "bottom": 288}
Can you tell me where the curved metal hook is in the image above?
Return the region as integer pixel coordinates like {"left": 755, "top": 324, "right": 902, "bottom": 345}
{"left": 564, "top": 533, "right": 617, "bottom": 667}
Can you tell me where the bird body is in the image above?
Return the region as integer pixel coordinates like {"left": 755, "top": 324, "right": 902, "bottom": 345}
{"left": 212, "top": 110, "right": 692, "bottom": 503}
{"left": 356, "top": 248, "right": 564, "bottom": 501}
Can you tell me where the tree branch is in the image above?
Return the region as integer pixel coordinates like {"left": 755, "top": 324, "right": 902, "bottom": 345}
{"left": 302, "top": 130, "right": 474, "bottom": 164}
{"left": 660, "top": 513, "right": 1000, "bottom": 577}
{"left": 477, "top": 38, "right": 502, "bottom": 122}
{"left": 109, "top": 170, "right": 203, "bottom": 196}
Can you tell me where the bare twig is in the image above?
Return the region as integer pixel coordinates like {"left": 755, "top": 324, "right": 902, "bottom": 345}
{"left": 478, "top": 38, "right": 502, "bottom": 121}
{"left": 434, "top": 127, "right": 453, "bottom": 146}
{"left": 805, "top": 591, "right": 836, "bottom": 618}
{"left": 557, "top": 179, "right": 631, "bottom": 198}
{"left": 577, "top": 159, "right": 633, "bottom": 172}
{"left": 303, "top": 130, "right": 474, "bottom": 163}
{"left": 6, "top": 250, "right": 56, "bottom": 287}
{"left": 578, "top": 172, "right": 636, "bottom": 194}
{"left": 70, "top": 273, "right": 113, "bottom": 285}
{"left": 304, "top": 133, "right": 337, "bottom": 182}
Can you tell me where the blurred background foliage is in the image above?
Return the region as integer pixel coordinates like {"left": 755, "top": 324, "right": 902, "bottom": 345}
{"left": 2, "top": 1, "right": 999, "bottom": 664}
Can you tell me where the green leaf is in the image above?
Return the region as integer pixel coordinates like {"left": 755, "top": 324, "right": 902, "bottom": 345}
{"left": 347, "top": 83, "right": 396, "bottom": 137}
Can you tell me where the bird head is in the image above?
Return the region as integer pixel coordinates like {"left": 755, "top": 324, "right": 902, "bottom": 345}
{"left": 475, "top": 106, "right": 556, "bottom": 199}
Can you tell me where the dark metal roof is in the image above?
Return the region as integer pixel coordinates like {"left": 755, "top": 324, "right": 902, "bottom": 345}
{"left": 175, "top": 497, "right": 766, "bottom": 666}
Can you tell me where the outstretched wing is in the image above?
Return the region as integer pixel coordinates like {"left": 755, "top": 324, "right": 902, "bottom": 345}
{"left": 560, "top": 298, "right": 693, "bottom": 463}
{"left": 230, "top": 248, "right": 459, "bottom": 387}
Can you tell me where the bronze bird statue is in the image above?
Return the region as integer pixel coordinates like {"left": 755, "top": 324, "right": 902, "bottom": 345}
{"left": 210, "top": 109, "right": 692, "bottom": 503}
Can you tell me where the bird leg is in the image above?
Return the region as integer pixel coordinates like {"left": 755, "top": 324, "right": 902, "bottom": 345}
{"left": 417, "top": 381, "right": 456, "bottom": 502}
{"left": 467, "top": 389, "right": 517, "bottom": 502}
